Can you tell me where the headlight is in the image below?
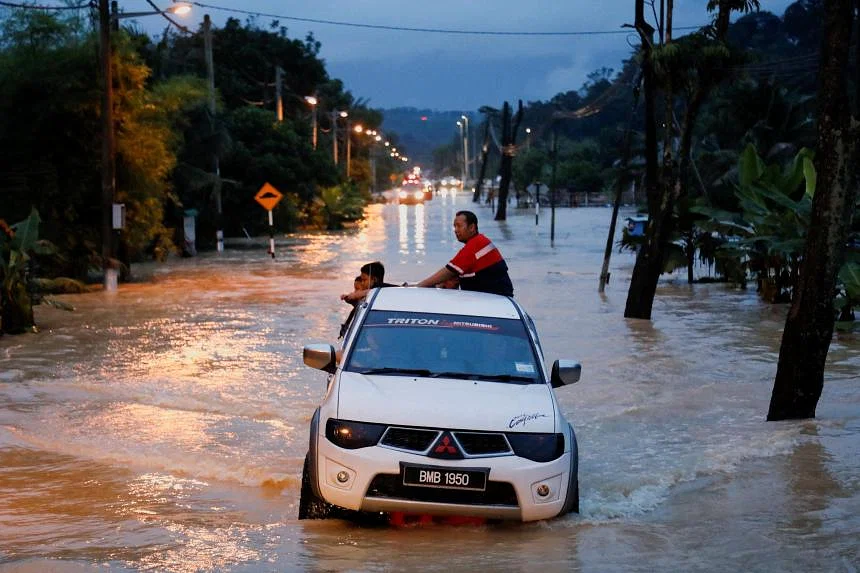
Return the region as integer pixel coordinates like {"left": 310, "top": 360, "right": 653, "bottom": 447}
{"left": 413, "top": 191, "right": 424, "bottom": 199}
{"left": 505, "top": 432, "right": 565, "bottom": 462}
{"left": 326, "top": 419, "right": 387, "bottom": 449}
{"left": 398, "top": 190, "right": 408, "bottom": 199}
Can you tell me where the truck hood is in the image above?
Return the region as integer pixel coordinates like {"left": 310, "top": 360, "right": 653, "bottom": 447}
{"left": 336, "top": 371, "right": 557, "bottom": 433}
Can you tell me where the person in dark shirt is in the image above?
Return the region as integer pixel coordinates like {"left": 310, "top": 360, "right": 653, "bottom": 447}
{"left": 415, "top": 210, "right": 513, "bottom": 296}
{"left": 341, "top": 261, "right": 396, "bottom": 305}
{"left": 339, "top": 275, "right": 364, "bottom": 340}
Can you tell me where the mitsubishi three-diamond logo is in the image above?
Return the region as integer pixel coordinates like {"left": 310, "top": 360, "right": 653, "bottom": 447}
{"left": 429, "top": 432, "right": 463, "bottom": 459}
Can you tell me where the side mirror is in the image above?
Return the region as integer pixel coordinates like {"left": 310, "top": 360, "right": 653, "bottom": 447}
{"left": 303, "top": 344, "right": 337, "bottom": 374}
{"left": 550, "top": 360, "right": 581, "bottom": 388}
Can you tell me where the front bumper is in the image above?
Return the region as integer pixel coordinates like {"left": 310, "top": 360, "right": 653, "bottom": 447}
{"left": 315, "top": 437, "right": 573, "bottom": 522}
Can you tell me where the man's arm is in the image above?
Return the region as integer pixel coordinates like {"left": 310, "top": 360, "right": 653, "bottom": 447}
{"left": 341, "top": 288, "right": 370, "bottom": 304}
{"left": 416, "top": 266, "right": 457, "bottom": 288}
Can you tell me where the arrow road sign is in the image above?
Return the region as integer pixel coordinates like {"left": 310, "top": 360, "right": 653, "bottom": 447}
{"left": 255, "top": 182, "right": 283, "bottom": 211}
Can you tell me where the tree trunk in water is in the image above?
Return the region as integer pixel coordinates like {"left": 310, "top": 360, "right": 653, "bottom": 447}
{"left": 600, "top": 72, "right": 642, "bottom": 293}
{"left": 473, "top": 121, "right": 491, "bottom": 203}
{"left": 495, "top": 100, "right": 524, "bottom": 221}
{"left": 1, "top": 279, "right": 34, "bottom": 334}
{"left": 768, "top": 0, "right": 858, "bottom": 421}
{"left": 624, "top": 0, "right": 661, "bottom": 319}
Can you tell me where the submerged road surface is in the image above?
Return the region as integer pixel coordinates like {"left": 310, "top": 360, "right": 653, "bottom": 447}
{"left": 1, "top": 192, "right": 858, "bottom": 571}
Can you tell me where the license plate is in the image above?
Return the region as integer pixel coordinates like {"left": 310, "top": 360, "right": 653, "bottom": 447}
{"left": 401, "top": 463, "right": 488, "bottom": 491}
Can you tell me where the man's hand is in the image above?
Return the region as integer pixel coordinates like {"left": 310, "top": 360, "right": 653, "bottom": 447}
{"left": 341, "top": 289, "right": 368, "bottom": 304}
{"left": 416, "top": 267, "right": 457, "bottom": 288}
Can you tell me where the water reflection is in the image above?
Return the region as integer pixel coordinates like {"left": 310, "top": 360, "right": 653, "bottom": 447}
{"left": 414, "top": 203, "right": 425, "bottom": 255}
{"left": 398, "top": 204, "right": 409, "bottom": 254}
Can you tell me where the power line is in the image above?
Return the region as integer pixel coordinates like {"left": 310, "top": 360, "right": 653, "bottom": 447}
{"left": 190, "top": 1, "right": 705, "bottom": 37}
{"left": 0, "top": 0, "right": 90, "bottom": 9}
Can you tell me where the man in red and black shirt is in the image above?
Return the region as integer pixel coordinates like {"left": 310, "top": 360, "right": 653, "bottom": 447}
{"left": 416, "top": 210, "right": 514, "bottom": 296}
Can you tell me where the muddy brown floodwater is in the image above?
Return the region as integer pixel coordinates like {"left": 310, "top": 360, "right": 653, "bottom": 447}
{"left": 1, "top": 192, "right": 858, "bottom": 572}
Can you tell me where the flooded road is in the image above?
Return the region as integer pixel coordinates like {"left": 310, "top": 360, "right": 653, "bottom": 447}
{"left": 1, "top": 192, "right": 858, "bottom": 572}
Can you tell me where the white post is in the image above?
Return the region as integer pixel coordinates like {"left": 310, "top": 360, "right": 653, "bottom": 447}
{"left": 268, "top": 209, "right": 275, "bottom": 258}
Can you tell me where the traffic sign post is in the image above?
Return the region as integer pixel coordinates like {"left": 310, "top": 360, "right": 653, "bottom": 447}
{"left": 255, "top": 183, "right": 283, "bottom": 258}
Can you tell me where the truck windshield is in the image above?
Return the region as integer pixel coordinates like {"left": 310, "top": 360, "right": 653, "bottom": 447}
{"left": 344, "top": 310, "right": 542, "bottom": 384}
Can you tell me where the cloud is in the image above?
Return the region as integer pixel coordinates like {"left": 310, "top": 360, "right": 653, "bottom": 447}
{"left": 123, "top": 0, "right": 798, "bottom": 110}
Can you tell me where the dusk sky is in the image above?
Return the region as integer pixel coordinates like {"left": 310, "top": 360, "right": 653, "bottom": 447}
{"left": 124, "top": 1, "right": 796, "bottom": 112}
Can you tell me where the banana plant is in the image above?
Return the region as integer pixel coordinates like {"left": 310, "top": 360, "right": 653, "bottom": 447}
{"left": 692, "top": 144, "right": 816, "bottom": 302}
{"left": 1, "top": 209, "right": 78, "bottom": 334}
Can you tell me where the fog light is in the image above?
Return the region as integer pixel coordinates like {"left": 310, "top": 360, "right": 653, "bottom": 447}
{"left": 336, "top": 471, "right": 350, "bottom": 484}
{"left": 536, "top": 484, "right": 551, "bottom": 497}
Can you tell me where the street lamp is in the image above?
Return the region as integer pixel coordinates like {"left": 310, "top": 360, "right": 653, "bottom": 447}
{"left": 304, "top": 96, "right": 318, "bottom": 149}
{"left": 332, "top": 110, "right": 348, "bottom": 165}
{"left": 525, "top": 127, "right": 532, "bottom": 150}
{"left": 347, "top": 123, "right": 364, "bottom": 178}
{"left": 456, "top": 120, "right": 466, "bottom": 189}
{"left": 111, "top": 1, "right": 191, "bottom": 19}
{"left": 100, "top": 0, "right": 191, "bottom": 291}
{"left": 461, "top": 115, "right": 470, "bottom": 181}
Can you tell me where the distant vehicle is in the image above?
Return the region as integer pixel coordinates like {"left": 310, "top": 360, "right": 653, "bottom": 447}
{"left": 625, "top": 216, "right": 647, "bottom": 237}
{"left": 440, "top": 176, "right": 461, "bottom": 190}
{"left": 398, "top": 187, "right": 425, "bottom": 205}
{"left": 402, "top": 173, "right": 422, "bottom": 187}
{"left": 299, "top": 288, "right": 582, "bottom": 523}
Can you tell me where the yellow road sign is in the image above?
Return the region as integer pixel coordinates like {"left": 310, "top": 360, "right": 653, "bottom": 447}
{"left": 254, "top": 182, "right": 283, "bottom": 211}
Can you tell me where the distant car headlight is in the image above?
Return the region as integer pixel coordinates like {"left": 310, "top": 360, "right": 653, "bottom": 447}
{"left": 399, "top": 190, "right": 408, "bottom": 199}
{"left": 326, "top": 419, "right": 387, "bottom": 449}
{"left": 506, "top": 432, "right": 565, "bottom": 462}
{"left": 413, "top": 191, "right": 424, "bottom": 200}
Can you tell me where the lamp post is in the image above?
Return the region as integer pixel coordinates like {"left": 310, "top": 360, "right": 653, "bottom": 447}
{"left": 332, "top": 110, "right": 348, "bottom": 165}
{"left": 100, "top": 0, "right": 191, "bottom": 291}
{"left": 525, "top": 127, "right": 532, "bottom": 151}
{"left": 304, "top": 96, "right": 318, "bottom": 149}
{"left": 461, "top": 114, "right": 470, "bottom": 182}
{"left": 456, "top": 120, "right": 466, "bottom": 190}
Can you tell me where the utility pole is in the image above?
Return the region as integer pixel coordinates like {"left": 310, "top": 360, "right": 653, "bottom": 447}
{"left": 370, "top": 153, "right": 377, "bottom": 193}
{"left": 550, "top": 125, "right": 558, "bottom": 244}
{"left": 332, "top": 111, "right": 338, "bottom": 165}
{"left": 203, "top": 14, "right": 222, "bottom": 253}
{"left": 99, "top": 0, "right": 117, "bottom": 291}
{"left": 275, "top": 66, "right": 283, "bottom": 122}
{"left": 346, "top": 119, "right": 352, "bottom": 178}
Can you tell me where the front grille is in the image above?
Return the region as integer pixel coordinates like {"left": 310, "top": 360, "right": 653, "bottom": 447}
{"left": 381, "top": 427, "right": 439, "bottom": 452}
{"left": 366, "top": 474, "right": 519, "bottom": 507}
{"left": 453, "top": 432, "right": 511, "bottom": 456}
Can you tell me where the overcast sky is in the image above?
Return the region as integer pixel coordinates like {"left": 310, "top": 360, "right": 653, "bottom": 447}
{"left": 123, "top": 0, "right": 796, "bottom": 112}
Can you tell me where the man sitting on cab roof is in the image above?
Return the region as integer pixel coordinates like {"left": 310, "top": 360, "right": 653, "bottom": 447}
{"left": 415, "top": 210, "right": 514, "bottom": 296}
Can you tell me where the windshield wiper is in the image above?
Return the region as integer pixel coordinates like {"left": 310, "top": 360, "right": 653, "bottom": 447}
{"left": 430, "top": 372, "right": 536, "bottom": 383}
{"left": 429, "top": 371, "right": 481, "bottom": 380}
{"left": 356, "top": 367, "right": 433, "bottom": 377}
{"left": 473, "top": 374, "right": 537, "bottom": 384}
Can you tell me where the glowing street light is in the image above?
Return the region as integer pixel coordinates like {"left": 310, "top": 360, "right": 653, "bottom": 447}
{"left": 332, "top": 110, "right": 348, "bottom": 164}
{"left": 304, "top": 96, "right": 318, "bottom": 149}
{"left": 461, "top": 114, "right": 470, "bottom": 180}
